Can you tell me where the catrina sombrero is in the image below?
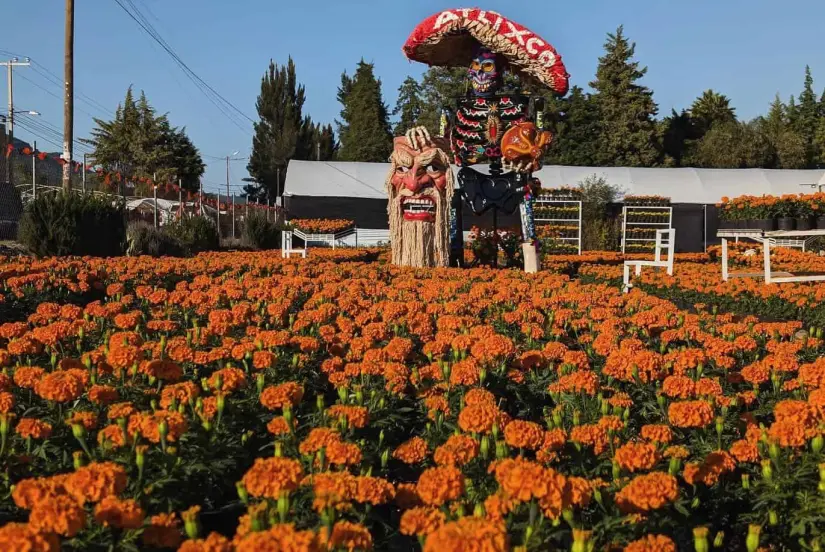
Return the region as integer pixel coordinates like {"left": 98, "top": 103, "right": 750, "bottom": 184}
{"left": 402, "top": 8, "right": 570, "bottom": 96}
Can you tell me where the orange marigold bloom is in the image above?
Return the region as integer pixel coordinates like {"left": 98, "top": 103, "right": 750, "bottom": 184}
{"left": 393, "top": 437, "right": 429, "bottom": 464}
{"left": 140, "top": 359, "right": 183, "bottom": 382}
{"left": 767, "top": 419, "right": 808, "bottom": 448}
{"left": 434, "top": 434, "right": 480, "bottom": 466}
{"left": 94, "top": 496, "right": 145, "bottom": 529}
{"left": 683, "top": 451, "right": 736, "bottom": 486}
{"left": 457, "top": 403, "right": 501, "bottom": 434}
{"left": 12, "top": 476, "right": 67, "bottom": 509}
{"left": 0, "top": 392, "right": 13, "bottom": 414}
{"left": 423, "top": 517, "right": 508, "bottom": 552}
{"left": 142, "top": 512, "right": 182, "bottom": 549}
{"left": 662, "top": 375, "right": 695, "bottom": 399}
{"left": 463, "top": 387, "right": 496, "bottom": 407}
{"left": 235, "top": 524, "right": 320, "bottom": 552}
{"left": 13, "top": 366, "right": 44, "bottom": 389}
{"left": 400, "top": 506, "right": 446, "bottom": 536}
{"left": 548, "top": 370, "right": 599, "bottom": 395}
{"left": 624, "top": 534, "right": 677, "bottom": 552}
{"left": 267, "top": 416, "right": 291, "bottom": 436}
{"left": 65, "top": 461, "right": 128, "bottom": 504}
{"left": 299, "top": 428, "right": 341, "bottom": 456}
{"left": 107, "top": 401, "right": 136, "bottom": 420}
{"left": 0, "top": 522, "right": 60, "bottom": 552}
{"left": 325, "top": 440, "right": 362, "bottom": 466}
{"left": 327, "top": 405, "right": 369, "bottom": 429}
{"left": 35, "top": 370, "right": 85, "bottom": 402}
{"left": 424, "top": 395, "right": 450, "bottom": 420}
{"left": 28, "top": 494, "right": 86, "bottom": 537}
{"left": 614, "top": 442, "right": 661, "bottom": 473}
{"left": 309, "top": 471, "right": 357, "bottom": 512}
{"left": 322, "top": 521, "right": 373, "bottom": 552}
{"left": 615, "top": 472, "right": 679, "bottom": 514}
{"left": 15, "top": 418, "right": 52, "bottom": 440}
{"left": 640, "top": 424, "right": 673, "bottom": 444}
{"left": 242, "top": 457, "right": 303, "bottom": 498}
{"left": 137, "top": 410, "right": 188, "bottom": 443}
{"left": 730, "top": 439, "right": 760, "bottom": 463}
{"left": 354, "top": 476, "right": 395, "bottom": 505}
{"left": 160, "top": 381, "right": 200, "bottom": 409}
{"left": 208, "top": 367, "right": 247, "bottom": 394}
{"left": 570, "top": 424, "right": 610, "bottom": 455}
{"left": 668, "top": 400, "right": 714, "bottom": 428}
{"left": 252, "top": 350, "right": 276, "bottom": 370}
{"left": 88, "top": 384, "right": 119, "bottom": 405}
{"left": 98, "top": 424, "right": 129, "bottom": 449}
{"left": 416, "top": 466, "right": 465, "bottom": 506}
{"left": 260, "top": 382, "right": 304, "bottom": 411}
{"left": 503, "top": 419, "right": 545, "bottom": 450}
{"left": 178, "top": 532, "right": 233, "bottom": 552}
{"left": 66, "top": 410, "right": 97, "bottom": 431}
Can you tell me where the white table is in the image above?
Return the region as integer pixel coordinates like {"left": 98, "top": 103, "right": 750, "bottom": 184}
{"left": 718, "top": 229, "right": 825, "bottom": 284}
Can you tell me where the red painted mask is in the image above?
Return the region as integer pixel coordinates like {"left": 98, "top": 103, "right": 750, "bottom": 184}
{"left": 389, "top": 137, "right": 451, "bottom": 222}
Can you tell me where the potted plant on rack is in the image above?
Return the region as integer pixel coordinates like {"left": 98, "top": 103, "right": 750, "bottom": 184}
{"left": 796, "top": 195, "right": 813, "bottom": 231}
{"left": 750, "top": 196, "right": 776, "bottom": 231}
{"left": 774, "top": 196, "right": 796, "bottom": 231}
{"left": 813, "top": 193, "right": 825, "bottom": 229}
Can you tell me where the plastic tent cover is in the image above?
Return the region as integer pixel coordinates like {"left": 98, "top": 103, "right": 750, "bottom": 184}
{"left": 284, "top": 160, "right": 825, "bottom": 204}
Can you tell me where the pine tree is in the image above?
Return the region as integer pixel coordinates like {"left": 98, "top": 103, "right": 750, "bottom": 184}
{"left": 336, "top": 60, "right": 392, "bottom": 162}
{"left": 544, "top": 86, "right": 601, "bottom": 166}
{"left": 796, "top": 66, "right": 819, "bottom": 156}
{"left": 687, "top": 121, "right": 772, "bottom": 168}
{"left": 659, "top": 109, "right": 694, "bottom": 166}
{"left": 689, "top": 90, "right": 736, "bottom": 135}
{"left": 755, "top": 94, "right": 806, "bottom": 169}
{"left": 247, "top": 58, "right": 315, "bottom": 200}
{"left": 392, "top": 77, "right": 425, "bottom": 136}
{"left": 589, "top": 26, "right": 660, "bottom": 166}
{"left": 418, "top": 67, "right": 468, "bottom": 136}
{"left": 316, "top": 124, "right": 337, "bottom": 161}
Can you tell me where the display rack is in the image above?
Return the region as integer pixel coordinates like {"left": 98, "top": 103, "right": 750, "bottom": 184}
{"left": 621, "top": 205, "right": 673, "bottom": 254}
{"left": 534, "top": 198, "right": 582, "bottom": 255}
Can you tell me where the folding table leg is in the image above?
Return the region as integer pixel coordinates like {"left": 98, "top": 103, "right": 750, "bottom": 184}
{"left": 763, "top": 241, "right": 771, "bottom": 285}
{"left": 721, "top": 238, "right": 728, "bottom": 281}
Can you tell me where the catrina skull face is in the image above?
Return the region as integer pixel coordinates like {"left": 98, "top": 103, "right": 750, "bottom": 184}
{"left": 468, "top": 47, "right": 501, "bottom": 97}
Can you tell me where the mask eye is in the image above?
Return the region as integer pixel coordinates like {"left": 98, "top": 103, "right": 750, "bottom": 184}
{"left": 396, "top": 166, "right": 410, "bottom": 174}
{"left": 482, "top": 61, "right": 495, "bottom": 73}
{"left": 470, "top": 61, "right": 480, "bottom": 71}
{"left": 425, "top": 164, "right": 443, "bottom": 174}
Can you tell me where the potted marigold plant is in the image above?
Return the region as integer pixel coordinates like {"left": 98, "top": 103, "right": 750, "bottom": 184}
{"left": 773, "top": 196, "right": 796, "bottom": 231}
{"left": 795, "top": 195, "right": 813, "bottom": 231}
{"left": 749, "top": 195, "right": 776, "bottom": 232}
{"left": 812, "top": 193, "right": 825, "bottom": 229}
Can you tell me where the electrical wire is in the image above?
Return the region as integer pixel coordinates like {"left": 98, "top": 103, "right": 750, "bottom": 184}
{"left": 14, "top": 71, "right": 102, "bottom": 121}
{"left": 112, "top": 0, "right": 254, "bottom": 135}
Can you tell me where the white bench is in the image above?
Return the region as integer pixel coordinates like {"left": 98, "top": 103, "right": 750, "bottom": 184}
{"left": 623, "top": 228, "right": 675, "bottom": 293}
{"left": 281, "top": 231, "right": 306, "bottom": 258}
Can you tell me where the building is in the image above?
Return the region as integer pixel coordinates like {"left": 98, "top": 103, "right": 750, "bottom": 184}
{"left": 283, "top": 160, "right": 825, "bottom": 252}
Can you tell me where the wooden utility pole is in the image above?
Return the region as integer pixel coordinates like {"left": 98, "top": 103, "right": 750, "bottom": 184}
{"left": 62, "top": 0, "right": 75, "bottom": 190}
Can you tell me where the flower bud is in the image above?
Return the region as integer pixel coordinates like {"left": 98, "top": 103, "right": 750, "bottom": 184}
{"left": 317, "top": 448, "right": 326, "bottom": 469}
{"left": 572, "top": 529, "right": 591, "bottom": 552}
{"left": 572, "top": 410, "right": 581, "bottom": 426}
{"left": 274, "top": 442, "right": 283, "bottom": 457}
{"left": 0, "top": 414, "right": 11, "bottom": 436}
{"left": 669, "top": 457, "right": 681, "bottom": 476}
{"left": 136, "top": 446, "right": 146, "bottom": 469}
{"left": 158, "top": 419, "right": 169, "bottom": 439}
{"left": 812, "top": 434, "right": 824, "bottom": 454}
{"left": 612, "top": 462, "right": 621, "bottom": 480}
{"left": 761, "top": 459, "right": 773, "bottom": 482}
{"left": 277, "top": 493, "right": 290, "bottom": 522}
{"left": 715, "top": 417, "right": 724, "bottom": 437}
{"left": 73, "top": 451, "right": 85, "bottom": 469}
{"left": 657, "top": 394, "right": 666, "bottom": 409}
{"left": 600, "top": 399, "right": 609, "bottom": 416}
{"left": 746, "top": 525, "right": 761, "bottom": 552}
{"left": 256, "top": 373, "right": 265, "bottom": 395}
{"left": 71, "top": 423, "right": 86, "bottom": 440}
{"left": 202, "top": 420, "right": 212, "bottom": 432}
{"left": 337, "top": 386, "right": 348, "bottom": 404}
{"left": 355, "top": 389, "right": 363, "bottom": 405}
{"left": 768, "top": 442, "right": 780, "bottom": 463}
{"left": 553, "top": 410, "right": 563, "bottom": 428}
{"left": 480, "top": 436, "right": 490, "bottom": 459}
{"left": 283, "top": 405, "right": 293, "bottom": 425}
{"left": 150, "top": 399, "right": 158, "bottom": 411}
{"left": 693, "top": 527, "right": 709, "bottom": 552}
{"left": 378, "top": 430, "right": 385, "bottom": 449}
{"left": 236, "top": 482, "right": 249, "bottom": 504}
{"left": 495, "top": 441, "right": 507, "bottom": 459}
{"left": 492, "top": 423, "right": 500, "bottom": 441}
{"left": 623, "top": 408, "right": 630, "bottom": 422}
{"left": 768, "top": 510, "right": 778, "bottom": 526}
{"left": 741, "top": 473, "right": 750, "bottom": 490}
{"left": 713, "top": 531, "right": 724, "bottom": 548}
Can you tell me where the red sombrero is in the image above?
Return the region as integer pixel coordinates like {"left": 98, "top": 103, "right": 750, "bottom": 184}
{"left": 402, "top": 8, "right": 569, "bottom": 96}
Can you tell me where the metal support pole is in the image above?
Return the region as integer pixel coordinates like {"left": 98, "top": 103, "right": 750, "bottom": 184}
{"left": 153, "top": 184, "right": 158, "bottom": 228}
{"left": 178, "top": 181, "right": 182, "bottom": 219}
{"left": 267, "top": 199, "right": 271, "bottom": 222}
{"left": 32, "top": 140, "right": 36, "bottom": 199}
{"left": 82, "top": 152, "right": 86, "bottom": 193}
{"left": 231, "top": 195, "right": 235, "bottom": 239}
{"left": 217, "top": 192, "right": 221, "bottom": 240}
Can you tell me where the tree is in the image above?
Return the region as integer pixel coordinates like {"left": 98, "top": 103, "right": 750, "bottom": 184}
{"left": 544, "top": 86, "right": 601, "bottom": 166}
{"left": 689, "top": 89, "right": 736, "bottom": 135}
{"left": 589, "top": 26, "right": 660, "bottom": 166}
{"left": 659, "top": 109, "right": 696, "bottom": 166}
{"left": 418, "top": 67, "right": 469, "bottom": 136}
{"left": 336, "top": 60, "right": 392, "bottom": 162}
{"left": 687, "top": 121, "right": 772, "bottom": 168}
{"left": 392, "top": 77, "right": 425, "bottom": 136}
{"left": 755, "top": 94, "right": 807, "bottom": 169}
{"left": 796, "top": 66, "right": 819, "bottom": 154}
{"left": 86, "top": 87, "right": 204, "bottom": 191}
{"left": 247, "top": 58, "right": 313, "bottom": 200}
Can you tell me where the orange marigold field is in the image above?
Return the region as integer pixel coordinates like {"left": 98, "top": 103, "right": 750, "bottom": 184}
{"left": 0, "top": 249, "right": 823, "bottom": 551}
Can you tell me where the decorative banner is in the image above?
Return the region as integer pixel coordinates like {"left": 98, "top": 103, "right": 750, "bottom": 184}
{"left": 402, "top": 8, "right": 569, "bottom": 95}
{"left": 4, "top": 144, "right": 12, "bottom": 158}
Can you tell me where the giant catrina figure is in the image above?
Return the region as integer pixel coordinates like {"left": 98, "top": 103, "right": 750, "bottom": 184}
{"left": 396, "top": 8, "right": 569, "bottom": 272}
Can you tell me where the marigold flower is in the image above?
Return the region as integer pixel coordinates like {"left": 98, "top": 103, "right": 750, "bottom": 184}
{"left": 434, "top": 434, "right": 479, "bottom": 466}
{"left": 242, "top": 457, "right": 303, "bottom": 499}
{"left": 683, "top": 451, "right": 736, "bottom": 486}
{"left": 107, "top": 401, "right": 137, "bottom": 420}
{"left": 35, "top": 370, "right": 85, "bottom": 402}
{"left": 615, "top": 472, "right": 679, "bottom": 514}
{"left": 325, "top": 440, "right": 362, "bottom": 466}
{"left": 267, "top": 416, "right": 291, "bottom": 436}
{"left": 234, "top": 523, "right": 320, "bottom": 552}
{"left": 503, "top": 420, "right": 545, "bottom": 450}
{"left": 393, "top": 436, "right": 429, "bottom": 464}
{"left": 423, "top": 517, "right": 508, "bottom": 552}
{"left": 321, "top": 521, "right": 373, "bottom": 552}
{"left": 0, "top": 522, "right": 60, "bottom": 551}
{"left": 299, "top": 428, "right": 341, "bottom": 456}
{"left": 142, "top": 512, "right": 182, "bottom": 549}
{"left": 66, "top": 410, "right": 97, "bottom": 431}
{"left": 730, "top": 439, "right": 760, "bottom": 463}
{"left": 354, "top": 476, "right": 395, "bottom": 505}
{"left": 457, "top": 403, "right": 501, "bottom": 434}
{"left": 668, "top": 400, "right": 714, "bottom": 428}
{"left": 570, "top": 424, "right": 610, "bottom": 455}
{"left": 663, "top": 445, "right": 690, "bottom": 460}
{"left": 309, "top": 471, "right": 357, "bottom": 512}
{"left": 13, "top": 366, "right": 45, "bottom": 389}
{"left": 94, "top": 496, "right": 145, "bottom": 529}
{"left": 29, "top": 494, "right": 86, "bottom": 537}
{"left": 98, "top": 424, "right": 129, "bottom": 448}
{"left": 140, "top": 359, "right": 183, "bottom": 382}
{"left": 136, "top": 410, "right": 188, "bottom": 443}
{"left": 416, "top": 466, "right": 464, "bottom": 506}
{"left": 208, "top": 367, "right": 247, "bottom": 393}
{"left": 400, "top": 506, "right": 446, "bottom": 536}
{"left": 614, "top": 442, "right": 661, "bottom": 473}
{"left": 160, "top": 381, "right": 200, "bottom": 409}
{"left": 260, "top": 382, "right": 304, "bottom": 411}
{"left": 662, "top": 375, "right": 695, "bottom": 399}
{"left": 464, "top": 387, "right": 496, "bottom": 407}
{"left": 640, "top": 424, "right": 673, "bottom": 444}
{"left": 88, "top": 384, "right": 119, "bottom": 405}
{"left": 327, "top": 405, "right": 369, "bottom": 429}
{"left": 178, "top": 532, "right": 234, "bottom": 552}
{"left": 15, "top": 418, "right": 52, "bottom": 440}
{"left": 64, "top": 461, "right": 128, "bottom": 504}
{"left": 624, "top": 534, "right": 677, "bottom": 552}
{"left": 12, "top": 476, "right": 67, "bottom": 509}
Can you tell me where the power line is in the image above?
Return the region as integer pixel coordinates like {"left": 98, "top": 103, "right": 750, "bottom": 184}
{"left": 112, "top": 0, "right": 254, "bottom": 135}
{"left": 14, "top": 71, "right": 101, "bottom": 121}
{"left": 29, "top": 61, "right": 113, "bottom": 117}
{"left": 14, "top": 118, "right": 64, "bottom": 151}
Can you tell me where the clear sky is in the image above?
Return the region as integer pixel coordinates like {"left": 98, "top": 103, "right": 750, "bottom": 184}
{"left": 3, "top": 0, "right": 825, "bottom": 194}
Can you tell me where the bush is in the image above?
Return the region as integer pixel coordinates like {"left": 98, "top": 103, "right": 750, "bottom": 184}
{"left": 18, "top": 192, "right": 125, "bottom": 257}
{"left": 125, "top": 222, "right": 186, "bottom": 257}
{"left": 242, "top": 210, "right": 282, "bottom": 250}
{"left": 577, "top": 175, "right": 624, "bottom": 251}
{"left": 167, "top": 215, "right": 220, "bottom": 255}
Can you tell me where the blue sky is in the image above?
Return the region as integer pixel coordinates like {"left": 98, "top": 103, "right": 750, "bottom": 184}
{"left": 3, "top": 0, "right": 825, "bottom": 193}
